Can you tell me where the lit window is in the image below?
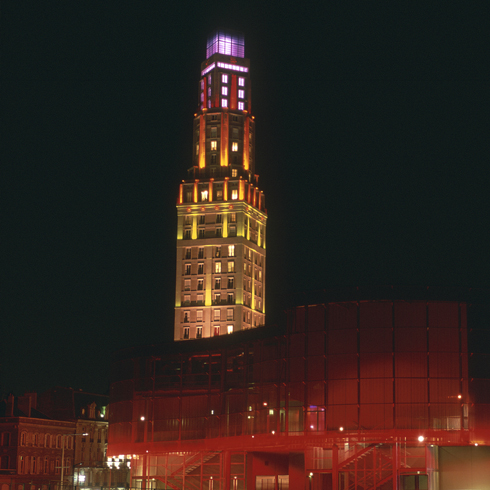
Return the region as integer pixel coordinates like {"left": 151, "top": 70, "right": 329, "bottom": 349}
{"left": 211, "top": 140, "right": 217, "bottom": 151}
{"left": 201, "top": 190, "right": 208, "bottom": 201}
{"left": 222, "top": 74, "right": 228, "bottom": 84}
{"left": 232, "top": 168, "right": 237, "bottom": 177}
{"left": 197, "top": 294, "right": 204, "bottom": 304}
{"left": 197, "top": 279, "right": 204, "bottom": 290}
{"left": 198, "top": 263, "right": 204, "bottom": 274}
{"left": 197, "top": 310, "right": 203, "bottom": 322}
{"left": 183, "top": 327, "right": 190, "bottom": 340}
{"left": 201, "top": 80, "right": 204, "bottom": 90}
{"left": 231, "top": 189, "right": 238, "bottom": 200}
{"left": 238, "top": 77, "right": 245, "bottom": 86}
{"left": 228, "top": 261, "right": 235, "bottom": 273}
{"left": 228, "top": 245, "right": 235, "bottom": 257}
{"left": 216, "top": 189, "right": 223, "bottom": 200}
{"left": 221, "top": 98, "right": 228, "bottom": 108}
{"left": 196, "top": 326, "right": 202, "bottom": 339}
{"left": 222, "top": 86, "right": 228, "bottom": 96}
{"left": 232, "top": 142, "right": 238, "bottom": 152}
{"left": 214, "top": 309, "right": 221, "bottom": 321}
{"left": 207, "top": 100, "right": 211, "bottom": 108}
{"left": 214, "top": 326, "right": 220, "bottom": 336}
{"left": 208, "top": 75, "right": 212, "bottom": 84}
{"left": 227, "top": 325, "right": 234, "bottom": 334}
{"left": 184, "top": 294, "right": 190, "bottom": 304}
{"left": 200, "top": 92, "right": 204, "bottom": 102}
{"left": 238, "top": 102, "right": 244, "bottom": 110}
{"left": 215, "top": 262, "right": 221, "bottom": 273}
{"left": 208, "top": 87, "right": 211, "bottom": 97}
{"left": 184, "top": 279, "right": 191, "bottom": 291}
{"left": 195, "top": 144, "right": 199, "bottom": 155}
{"left": 185, "top": 264, "right": 191, "bottom": 275}
{"left": 238, "top": 90, "right": 245, "bottom": 99}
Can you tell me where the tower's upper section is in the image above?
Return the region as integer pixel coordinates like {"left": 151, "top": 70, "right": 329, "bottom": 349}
{"left": 189, "top": 29, "right": 255, "bottom": 180}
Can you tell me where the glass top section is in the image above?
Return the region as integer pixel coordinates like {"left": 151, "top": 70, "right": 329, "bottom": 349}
{"left": 206, "top": 29, "right": 245, "bottom": 59}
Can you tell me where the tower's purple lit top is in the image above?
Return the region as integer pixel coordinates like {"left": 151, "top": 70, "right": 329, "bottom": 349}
{"left": 206, "top": 29, "right": 245, "bottom": 59}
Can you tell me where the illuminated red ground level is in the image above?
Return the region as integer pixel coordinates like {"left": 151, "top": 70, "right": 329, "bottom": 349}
{"left": 108, "top": 289, "right": 490, "bottom": 489}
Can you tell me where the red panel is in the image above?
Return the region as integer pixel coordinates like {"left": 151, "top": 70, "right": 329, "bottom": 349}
{"left": 359, "top": 301, "right": 392, "bottom": 328}
{"left": 307, "top": 381, "right": 325, "bottom": 406}
{"left": 308, "top": 331, "right": 325, "bottom": 356}
{"left": 359, "top": 403, "right": 393, "bottom": 429}
{"left": 395, "top": 327, "right": 426, "bottom": 352}
{"left": 360, "top": 328, "right": 392, "bottom": 352}
{"left": 429, "top": 328, "right": 459, "bottom": 352}
{"left": 328, "top": 379, "right": 358, "bottom": 405}
{"left": 394, "top": 301, "right": 426, "bottom": 327}
{"left": 307, "top": 304, "right": 326, "bottom": 331}
{"left": 289, "top": 357, "right": 305, "bottom": 382}
{"left": 360, "top": 353, "right": 393, "bottom": 378}
{"left": 327, "top": 404, "right": 358, "bottom": 430}
{"left": 328, "top": 328, "right": 357, "bottom": 354}
{"left": 307, "top": 355, "right": 325, "bottom": 381}
{"left": 360, "top": 378, "right": 393, "bottom": 404}
{"left": 395, "top": 379, "right": 428, "bottom": 403}
{"left": 328, "top": 354, "right": 358, "bottom": 379}
{"left": 428, "top": 302, "right": 459, "bottom": 328}
{"left": 289, "top": 333, "right": 305, "bottom": 356}
{"left": 294, "top": 307, "right": 306, "bottom": 332}
{"left": 328, "top": 302, "right": 357, "bottom": 330}
{"left": 429, "top": 378, "right": 461, "bottom": 403}
{"left": 395, "top": 352, "right": 427, "bottom": 378}
{"left": 429, "top": 352, "right": 460, "bottom": 378}
{"left": 395, "top": 403, "right": 428, "bottom": 429}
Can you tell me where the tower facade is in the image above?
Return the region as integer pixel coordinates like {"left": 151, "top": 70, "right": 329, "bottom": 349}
{"left": 174, "top": 30, "right": 267, "bottom": 341}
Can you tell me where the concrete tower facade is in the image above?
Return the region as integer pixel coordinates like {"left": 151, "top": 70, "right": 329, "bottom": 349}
{"left": 174, "top": 30, "right": 267, "bottom": 341}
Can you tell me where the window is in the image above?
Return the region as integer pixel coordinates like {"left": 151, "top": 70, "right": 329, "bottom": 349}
{"left": 214, "top": 310, "right": 221, "bottom": 321}
{"left": 208, "top": 87, "right": 212, "bottom": 97}
{"left": 201, "top": 190, "right": 208, "bottom": 201}
{"left": 227, "top": 325, "right": 234, "bottom": 334}
{"left": 197, "top": 310, "right": 203, "bottom": 322}
{"left": 215, "top": 262, "right": 221, "bottom": 273}
{"left": 228, "top": 261, "right": 235, "bottom": 273}
{"left": 238, "top": 102, "right": 245, "bottom": 110}
{"left": 185, "top": 248, "right": 191, "bottom": 259}
{"left": 231, "top": 189, "right": 238, "bottom": 200}
{"left": 227, "top": 309, "right": 234, "bottom": 321}
{"left": 198, "top": 247, "right": 204, "bottom": 258}
{"left": 207, "top": 100, "right": 211, "bottom": 108}
{"left": 215, "top": 246, "right": 221, "bottom": 257}
{"left": 228, "top": 277, "right": 234, "bottom": 289}
{"left": 214, "top": 326, "right": 220, "bottom": 336}
{"left": 222, "top": 74, "right": 228, "bottom": 83}
{"left": 196, "top": 326, "right": 202, "bottom": 339}
{"left": 184, "top": 215, "right": 192, "bottom": 225}
{"left": 227, "top": 292, "right": 234, "bottom": 304}
{"left": 183, "top": 327, "right": 190, "bottom": 340}
{"left": 210, "top": 126, "right": 217, "bottom": 137}
{"left": 184, "top": 229, "right": 191, "bottom": 239}
{"left": 199, "top": 215, "right": 205, "bottom": 225}
{"left": 230, "top": 213, "right": 236, "bottom": 223}
{"left": 238, "top": 89, "right": 245, "bottom": 99}
{"left": 184, "top": 310, "right": 190, "bottom": 322}
{"left": 185, "top": 264, "right": 191, "bottom": 275}
{"left": 238, "top": 77, "right": 245, "bottom": 86}
{"left": 198, "top": 263, "right": 204, "bottom": 274}
{"left": 229, "top": 225, "right": 236, "bottom": 237}
{"left": 211, "top": 154, "right": 217, "bottom": 164}
{"left": 232, "top": 168, "right": 237, "bottom": 177}
{"left": 198, "top": 229, "right": 205, "bottom": 239}
{"left": 184, "top": 294, "right": 190, "bottom": 305}
{"left": 197, "top": 278, "right": 204, "bottom": 290}
{"left": 216, "top": 228, "right": 222, "bottom": 237}
{"left": 195, "top": 143, "right": 199, "bottom": 155}
{"left": 211, "top": 140, "right": 217, "bottom": 151}
{"left": 216, "top": 189, "right": 223, "bottom": 200}
{"left": 221, "top": 98, "right": 228, "bottom": 108}
{"left": 208, "top": 75, "right": 212, "bottom": 84}
{"left": 222, "top": 86, "right": 228, "bottom": 96}
{"left": 228, "top": 245, "right": 235, "bottom": 257}
{"left": 214, "top": 292, "right": 221, "bottom": 304}
{"left": 215, "top": 277, "right": 221, "bottom": 289}
{"left": 197, "top": 294, "right": 204, "bottom": 304}
{"left": 232, "top": 127, "right": 239, "bottom": 138}
{"left": 232, "top": 142, "right": 238, "bottom": 152}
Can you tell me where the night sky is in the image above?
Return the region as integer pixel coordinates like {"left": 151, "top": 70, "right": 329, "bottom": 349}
{"left": 3, "top": 2, "right": 488, "bottom": 396}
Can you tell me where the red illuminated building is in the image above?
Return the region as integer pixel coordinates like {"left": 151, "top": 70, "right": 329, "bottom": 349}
{"left": 109, "top": 287, "right": 490, "bottom": 489}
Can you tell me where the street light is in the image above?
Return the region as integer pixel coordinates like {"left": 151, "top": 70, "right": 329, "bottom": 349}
{"left": 60, "top": 433, "right": 88, "bottom": 490}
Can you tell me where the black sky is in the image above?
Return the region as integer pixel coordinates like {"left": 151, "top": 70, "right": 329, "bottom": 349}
{"left": 2, "top": 2, "right": 489, "bottom": 396}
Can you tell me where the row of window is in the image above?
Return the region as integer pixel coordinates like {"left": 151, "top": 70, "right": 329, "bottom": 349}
{"left": 182, "top": 292, "right": 235, "bottom": 306}
{"left": 184, "top": 214, "right": 237, "bottom": 227}
{"left": 183, "top": 308, "right": 236, "bottom": 323}
{"left": 182, "top": 244, "right": 263, "bottom": 267}
{"left": 183, "top": 325, "right": 234, "bottom": 339}
{"left": 185, "top": 260, "right": 236, "bottom": 275}
{"left": 183, "top": 227, "right": 237, "bottom": 239}
{"left": 19, "top": 432, "right": 73, "bottom": 449}
{"left": 18, "top": 455, "right": 70, "bottom": 475}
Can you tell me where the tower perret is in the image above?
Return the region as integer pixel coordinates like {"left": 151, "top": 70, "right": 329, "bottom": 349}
{"left": 174, "top": 30, "right": 267, "bottom": 341}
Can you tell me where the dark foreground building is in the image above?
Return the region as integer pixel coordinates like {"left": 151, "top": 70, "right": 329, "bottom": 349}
{"left": 108, "top": 288, "right": 490, "bottom": 490}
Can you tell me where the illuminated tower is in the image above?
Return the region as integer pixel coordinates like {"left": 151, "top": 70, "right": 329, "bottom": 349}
{"left": 174, "top": 30, "right": 267, "bottom": 341}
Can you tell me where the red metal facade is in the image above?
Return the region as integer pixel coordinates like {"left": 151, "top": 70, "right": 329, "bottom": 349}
{"left": 108, "top": 296, "right": 490, "bottom": 489}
